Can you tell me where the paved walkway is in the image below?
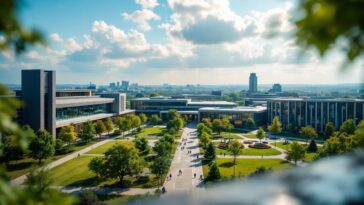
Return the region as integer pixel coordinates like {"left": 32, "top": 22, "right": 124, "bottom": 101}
{"left": 163, "top": 123, "right": 204, "bottom": 194}
{"left": 59, "top": 186, "right": 155, "bottom": 195}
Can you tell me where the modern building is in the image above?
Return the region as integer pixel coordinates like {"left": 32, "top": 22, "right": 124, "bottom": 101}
{"left": 269, "top": 84, "right": 282, "bottom": 93}
{"left": 249, "top": 73, "right": 258, "bottom": 93}
{"left": 131, "top": 96, "right": 267, "bottom": 127}
{"left": 18, "top": 69, "right": 132, "bottom": 139}
{"left": 267, "top": 97, "right": 364, "bottom": 132}
{"left": 122, "top": 80, "right": 129, "bottom": 91}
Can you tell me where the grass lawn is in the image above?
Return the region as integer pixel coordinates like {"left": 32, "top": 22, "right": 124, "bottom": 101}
{"left": 212, "top": 133, "right": 242, "bottom": 139}
{"left": 242, "top": 133, "right": 257, "bottom": 139}
{"left": 86, "top": 140, "right": 132, "bottom": 154}
{"left": 273, "top": 142, "right": 319, "bottom": 162}
{"left": 135, "top": 127, "right": 165, "bottom": 138}
{"left": 203, "top": 158, "right": 292, "bottom": 178}
{"left": 50, "top": 156, "right": 159, "bottom": 188}
{"left": 215, "top": 147, "right": 281, "bottom": 156}
{"left": 5, "top": 141, "right": 97, "bottom": 179}
{"left": 98, "top": 194, "right": 156, "bottom": 205}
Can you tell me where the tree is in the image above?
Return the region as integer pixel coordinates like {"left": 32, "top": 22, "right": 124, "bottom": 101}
{"left": 150, "top": 156, "right": 170, "bottom": 189}
{"left": 256, "top": 127, "right": 266, "bottom": 143}
{"left": 162, "top": 133, "right": 175, "bottom": 144}
{"left": 245, "top": 118, "right": 256, "bottom": 129}
{"left": 88, "top": 157, "right": 105, "bottom": 178}
{"left": 95, "top": 120, "right": 106, "bottom": 138}
{"left": 221, "top": 117, "right": 234, "bottom": 133}
{"left": 353, "top": 120, "right": 364, "bottom": 148}
{"left": 228, "top": 140, "right": 243, "bottom": 177}
{"left": 204, "top": 142, "right": 216, "bottom": 162}
{"left": 29, "top": 129, "right": 55, "bottom": 164}
{"left": 249, "top": 166, "right": 271, "bottom": 178}
{"left": 150, "top": 114, "right": 161, "bottom": 125}
{"left": 199, "top": 132, "right": 211, "bottom": 148}
{"left": 79, "top": 121, "right": 95, "bottom": 143}
{"left": 149, "top": 92, "right": 160, "bottom": 97}
{"left": 104, "top": 117, "right": 114, "bottom": 135}
{"left": 324, "top": 122, "right": 336, "bottom": 139}
{"left": 205, "top": 162, "right": 221, "bottom": 182}
{"left": 153, "top": 138, "right": 172, "bottom": 157}
{"left": 295, "top": 0, "right": 364, "bottom": 64}
{"left": 286, "top": 141, "right": 305, "bottom": 165}
{"left": 299, "top": 125, "right": 318, "bottom": 144}
{"left": 268, "top": 116, "right": 282, "bottom": 134}
{"left": 212, "top": 119, "right": 223, "bottom": 135}
{"left": 340, "top": 119, "right": 356, "bottom": 135}
{"left": 197, "top": 123, "right": 212, "bottom": 137}
{"left": 88, "top": 144, "right": 144, "bottom": 184}
{"left": 139, "top": 113, "right": 148, "bottom": 124}
{"left": 202, "top": 118, "right": 212, "bottom": 128}
{"left": 24, "top": 167, "right": 53, "bottom": 195}
{"left": 131, "top": 115, "right": 142, "bottom": 129}
{"left": 134, "top": 136, "right": 150, "bottom": 155}
{"left": 58, "top": 124, "right": 77, "bottom": 148}
{"left": 307, "top": 139, "right": 318, "bottom": 153}
{"left": 54, "top": 139, "right": 65, "bottom": 155}
{"left": 116, "top": 116, "right": 132, "bottom": 137}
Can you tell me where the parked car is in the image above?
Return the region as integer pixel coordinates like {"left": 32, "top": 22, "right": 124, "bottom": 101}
{"left": 262, "top": 141, "right": 269, "bottom": 144}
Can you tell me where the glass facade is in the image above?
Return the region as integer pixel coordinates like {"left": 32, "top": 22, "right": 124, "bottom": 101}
{"left": 267, "top": 99, "right": 364, "bottom": 132}
{"left": 199, "top": 111, "right": 266, "bottom": 128}
{"left": 56, "top": 104, "right": 109, "bottom": 120}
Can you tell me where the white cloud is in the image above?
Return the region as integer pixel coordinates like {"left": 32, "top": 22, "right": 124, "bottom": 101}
{"left": 136, "top": 0, "right": 159, "bottom": 9}
{"left": 50, "top": 33, "right": 63, "bottom": 42}
{"left": 122, "top": 9, "right": 160, "bottom": 31}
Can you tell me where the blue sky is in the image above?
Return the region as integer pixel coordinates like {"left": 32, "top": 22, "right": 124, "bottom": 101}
{"left": 0, "top": 0, "right": 362, "bottom": 85}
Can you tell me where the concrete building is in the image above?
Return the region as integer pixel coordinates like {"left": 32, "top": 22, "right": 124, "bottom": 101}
{"left": 267, "top": 97, "right": 364, "bottom": 132}
{"left": 18, "top": 69, "right": 132, "bottom": 139}
{"left": 269, "top": 84, "right": 282, "bottom": 93}
{"left": 249, "top": 73, "right": 258, "bottom": 93}
{"left": 131, "top": 96, "right": 266, "bottom": 127}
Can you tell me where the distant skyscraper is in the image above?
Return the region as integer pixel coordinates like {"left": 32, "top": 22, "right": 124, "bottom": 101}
{"left": 122, "top": 80, "right": 129, "bottom": 91}
{"left": 249, "top": 73, "right": 258, "bottom": 93}
{"left": 270, "top": 83, "right": 282, "bottom": 93}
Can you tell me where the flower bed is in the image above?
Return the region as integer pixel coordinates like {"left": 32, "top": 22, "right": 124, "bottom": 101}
{"left": 248, "top": 143, "right": 271, "bottom": 149}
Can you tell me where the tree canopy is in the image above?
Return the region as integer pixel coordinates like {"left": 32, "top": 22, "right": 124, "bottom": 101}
{"left": 268, "top": 117, "right": 282, "bottom": 134}
{"left": 29, "top": 129, "right": 55, "bottom": 164}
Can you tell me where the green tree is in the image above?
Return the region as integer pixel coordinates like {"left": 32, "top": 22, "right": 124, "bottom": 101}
{"left": 150, "top": 114, "right": 161, "bottom": 125}
{"left": 228, "top": 140, "right": 243, "bottom": 177}
{"left": 202, "top": 118, "right": 212, "bottom": 128}
{"left": 199, "top": 132, "right": 211, "bottom": 148}
{"left": 134, "top": 136, "right": 151, "bottom": 155}
{"left": 197, "top": 123, "right": 212, "bottom": 137}
{"left": 352, "top": 120, "right": 364, "bottom": 148}
{"left": 299, "top": 125, "right": 318, "bottom": 144}
{"left": 29, "top": 129, "right": 55, "bottom": 164}
{"left": 88, "top": 157, "right": 105, "bottom": 178}
{"left": 95, "top": 120, "right": 106, "bottom": 138}
{"left": 58, "top": 124, "right": 77, "bottom": 148}
{"left": 131, "top": 115, "right": 142, "bottom": 129}
{"left": 24, "top": 167, "right": 53, "bottom": 195}
{"left": 149, "top": 92, "right": 160, "bottom": 97}
{"left": 150, "top": 156, "right": 170, "bottom": 189}
{"left": 339, "top": 119, "right": 356, "bottom": 135}
{"left": 153, "top": 138, "right": 172, "bottom": 157}
{"left": 54, "top": 139, "right": 65, "bottom": 155}
{"left": 256, "top": 127, "right": 266, "bottom": 143}
{"left": 221, "top": 117, "right": 234, "bottom": 133}
{"left": 268, "top": 116, "right": 282, "bottom": 134}
{"left": 295, "top": 0, "right": 364, "bottom": 64}
{"left": 88, "top": 144, "right": 144, "bottom": 184}
{"left": 307, "top": 139, "right": 318, "bottom": 153}
{"left": 204, "top": 142, "right": 216, "bottom": 162}
{"left": 245, "top": 118, "right": 255, "bottom": 129}
{"left": 139, "top": 113, "right": 148, "bottom": 124}
{"left": 286, "top": 141, "right": 305, "bottom": 165}
{"left": 78, "top": 121, "right": 95, "bottom": 143}
{"left": 104, "top": 117, "right": 114, "bottom": 135}
{"left": 212, "top": 119, "right": 223, "bottom": 135}
{"left": 116, "top": 116, "right": 132, "bottom": 137}
{"left": 205, "top": 162, "right": 221, "bottom": 182}
{"left": 324, "top": 122, "right": 336, "bottom": 139}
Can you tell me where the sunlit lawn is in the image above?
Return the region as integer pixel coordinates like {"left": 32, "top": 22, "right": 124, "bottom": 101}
{"left": 242, "top": 133, "right": 257, "bottom": 139}
{"left": 50, "top": 156, "right": 159, "bottom": 188}
{"left": 215, "top": 147, "right": 281, "bottom": 156}
{"left": 134, "top": 126, "right": 165, "bottom": 138}
{"left": 212, "top": 133, "right": 242, "bottom": 139}
{"left": 203, "top": 158, "right": 292, "bottom": 178}
{"left": 5, "top": 141, "right": 97, "bottom": 179}
{"left": 86, "top": 140, "right": 133, "bottom": 154}
{"left": 273, "top": 142, "right": 319, "bottom": 162}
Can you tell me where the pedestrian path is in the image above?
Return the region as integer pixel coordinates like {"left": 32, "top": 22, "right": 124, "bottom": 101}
{"left": 163, "top": 123, "right": 204, "bottom": 194}
{"left": 59, "top": 186, "right": 154, "bottom": 195}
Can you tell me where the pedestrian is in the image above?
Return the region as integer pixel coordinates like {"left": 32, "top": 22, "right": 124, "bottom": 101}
{"left": 162, "top": 186, "right": 166, "bottom": 193}
{"left": 194, "top": 173, "right": 196, "bottom": 178}
{"left": 200, "top": 175, "right": 203, "bottom": 180}
{"left": 170, "top": 173, "right": 172, "bottom": 179}
{"left": 77, "top": 153, "right": 80, "bottom": 157}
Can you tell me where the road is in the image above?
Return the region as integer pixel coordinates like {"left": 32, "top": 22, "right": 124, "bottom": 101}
{"left": 163, "top": 123, "right": 204, "bottom": 194}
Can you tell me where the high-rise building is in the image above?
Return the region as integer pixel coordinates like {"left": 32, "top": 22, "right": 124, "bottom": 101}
{"left": 269, "top": 83, "right": 282, "bottom": 93}
{"left": 249, "top": 73, "right": 258, "bottom": 93}
{"left": 122, "top": 80, "right": 129, "bottom": 91}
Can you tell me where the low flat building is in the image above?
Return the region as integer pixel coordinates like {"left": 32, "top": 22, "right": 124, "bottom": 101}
{"left": 267, "top": 97, "right": 364, "bottom": 132}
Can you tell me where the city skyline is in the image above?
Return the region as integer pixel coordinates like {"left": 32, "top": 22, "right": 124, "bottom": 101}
{"left": 0, "top": 0, "right": 363, "bottom": 85}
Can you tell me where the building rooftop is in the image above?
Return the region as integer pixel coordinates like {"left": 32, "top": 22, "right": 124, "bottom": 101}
{"left": 267, "top": 97, "right": 364, "bottom": 102}
{"left": 199, "top": 106, "right": 267, "bottom": 112}
{"left": 55, "top": 96, "right": 114, "bottom": 108}
{"left": 188, "top": 101, "right": 236, "bottom": 105}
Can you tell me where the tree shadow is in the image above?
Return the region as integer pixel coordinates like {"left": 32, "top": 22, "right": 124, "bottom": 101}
{"left": 219, "top": 161, "right": 234, "bottom": 168}
{"left": 68, "top": 176, "right": 104, "bottom": 187}
{"left": 6, "top": 161, "right": 34, "bottom": 172}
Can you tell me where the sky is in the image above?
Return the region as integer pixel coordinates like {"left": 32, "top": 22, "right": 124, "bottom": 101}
{"left": 0, "top": 0, "right": 363, "bottom": 85}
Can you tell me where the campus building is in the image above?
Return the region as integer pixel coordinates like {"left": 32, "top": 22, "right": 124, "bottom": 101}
{"left": 18, "top": 69, "right": 132, "bottom": 139}
{"left": 130, "top": 96, "right": 267, "bottom": 127}
{"left": 267, "top": 98, "right": 364, "bottom": 132}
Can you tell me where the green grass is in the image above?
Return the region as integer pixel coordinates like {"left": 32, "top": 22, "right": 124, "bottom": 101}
{"left": 135, "top": 127, "right": 165, "bottom": 138}
{"left": 50, "top": 156, "right": 159, "bottom": 188}
{"left": 5, "top": 141, "right": 97, "bottom": 179}
{"left": 98, "top": 194, "right": 156, "bottom": 205}
{"left": 242, "top": 134, "right": 257, "bottom": 139}
{"left": 273, "top": 142, "right": 319, "bottom": 162}
{"left": 86, "top": 140, "right": 132, "bottom": 154}
{"left": 203, "top": 158, "right": 292, "bottom": 178}
{"left": 304, "top": 152, "right": 318, "bottom": 162}
{"left": 212, "top": 133, "right": 242, "bottom": 139}
{"left": 215, "top": 147, "right": 281, "bottom": 156}
{"left": 274, "top": 142, "right": 291, "bottom": 151}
